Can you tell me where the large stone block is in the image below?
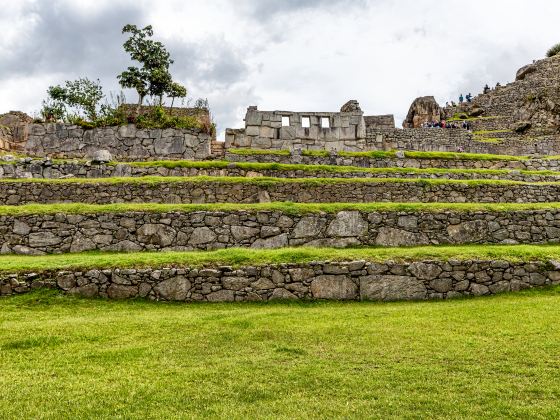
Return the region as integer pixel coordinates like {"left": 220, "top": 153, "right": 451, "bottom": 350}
{"left": 360, "top": 275, "right": 427, "bottom": 301}
{"left": 326, "top": 211, "right": 368, "bottom": 237}
{"left": 310, "top": 275, "right": 358, "bottom": 300}
{"left": 155, "top": 276, "right": 191, "bottom": 300}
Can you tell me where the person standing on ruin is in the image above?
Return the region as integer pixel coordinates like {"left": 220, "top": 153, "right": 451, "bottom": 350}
{"left": 459, "top": 94, "right": 464, "bottom": 104}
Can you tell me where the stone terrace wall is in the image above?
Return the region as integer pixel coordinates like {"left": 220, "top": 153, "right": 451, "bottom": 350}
{"left": 224, "top": 151, "right": 560, "bottom": 171}
{"left": 4, "top": 209, "right": 560, "bottom": 255}
{"left": 366, "top": 128, "right": 560, "bottom": 156}
{"left": 2, "top": 259, "right": 559, "bottom": 302}
{"left": 2, "top": 179, "right": 560, "bottom": 204}
{"left": 5, "top": 160, "right": 560, "bottom": 182}
{"left": 225, "top": 123, "right": 559, "bottom": 155}
{"left": 2, "top": 160, "right": 560, "bottom": 183}
{"left": 24, "top": 124, "right": 212, "bottom": 161}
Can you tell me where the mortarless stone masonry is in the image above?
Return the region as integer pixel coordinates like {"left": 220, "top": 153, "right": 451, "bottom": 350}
{"left": 24, "top": 123, "right": 212, "bottom": 161}
{"left": 3, "top": 160, "right": 560, "bottom": 182}
{"left": 3, "top": 179, "right": 560, "bottom": 204}
{"left": 2, "top": 259, "right": 559, "bottom": 302}
{"left": 3, "top": 209, "right": 560, "bottom": 255}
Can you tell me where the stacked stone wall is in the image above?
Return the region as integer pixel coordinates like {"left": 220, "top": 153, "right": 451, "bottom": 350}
{"left": 3, "top": 209, "right": 560, "bottom": 255}
{"left": 2, "top": 161, "right": 560, "bottom": 182}
{"left": 2, "top": 179, "right": 560, "bottom": 204}
{"left": 24, "top": 123, "right": 212, "bottom": 161}
{"left": 2, "top": 259, "right": 559, "bottom": 302}
{"left": 224, "top": 152, "right": 560, "bottom": 171}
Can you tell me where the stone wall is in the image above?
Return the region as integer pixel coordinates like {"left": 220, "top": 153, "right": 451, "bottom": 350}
{"left": 2, "top": 259, "right": 559, "bottom": 302}
{"left": 24, "top": 123, "right": 212, "bottom": 161}
{"left": 225, "top": 105, "right": 367, "bottom": 152}
{"left": 1, "top": 179, "right": 560, "bottom": 204}
{"left": 224, "top": 151, "right": 560, "bottom": 171}
{"left": 2, "top": 160, "right": 560, "bottom": 183}
{"left": 3, "top": 209, "right": 560, "bottom": 255}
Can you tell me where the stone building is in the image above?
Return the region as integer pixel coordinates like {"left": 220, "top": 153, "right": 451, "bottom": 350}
{"left": 225, "top": 100, "right": 395, "bottom": 152}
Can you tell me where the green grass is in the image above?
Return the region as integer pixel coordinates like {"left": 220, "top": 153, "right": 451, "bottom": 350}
{"left": 224, "top": 148, "right": 537, "bottom": 161}
{"left": 2, "top": 288, "right": 560, "bottom": 418}
{"left": 118, "top": 160, "right": 560, "bottom": 177}
{"left": 6, "top": 201, "right": 560, "bottom": 216}
{"left": 227, "top": 148, "right": 291, "bottom": 156}
{"left": 2, "top": 244, "right": 560, "bottom": 272}
{"left": 1, "top": 175, "right": 558, "bottom": 187}
{"left": 473, "top": 129, "right": 512, "bottom": 135}
{"left": 301, "top": 150, "right": 331, "bottom": 157}
{"left": 339, "top": 150, "right": 530, "bottom": 161}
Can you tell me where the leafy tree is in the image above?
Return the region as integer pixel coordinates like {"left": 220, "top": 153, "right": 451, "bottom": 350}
{"left": 42, "top": 78, "right": 104, "bottom": 122}
{"left": 547, "top": 43, "right": 560, "bottom": 58}
{"left": 167, "top": 82, "right": 188, "bottom": 109}
{"left": 118, "top": 24, "right": 176, "bottom": 109}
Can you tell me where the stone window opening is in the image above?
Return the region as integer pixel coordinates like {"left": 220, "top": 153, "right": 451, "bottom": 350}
{"left": 281, "top": 116, "right": 290, "bottom": 127}
{"left": 301, "top": 117, "right": 311, "bottom": 128}
{"left": 321, "top": 117, "right": 330, "bottom": 128}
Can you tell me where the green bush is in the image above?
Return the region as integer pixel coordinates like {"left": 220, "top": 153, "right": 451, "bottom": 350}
{"left": 546, "top": 43, "right": 560, "bottom": 58}
{"left": 134, "top": 105, "right": 208, "bottom": 132}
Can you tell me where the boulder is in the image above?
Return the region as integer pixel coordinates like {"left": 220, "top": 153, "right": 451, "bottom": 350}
{"left": 402, "top": 96, "right": 443, "bottom": 128}
{"left": 340, "top": 100, "right": 363, "bottom": 113}
{"left": 516, "top": 63, "right": 537, "bottom": 81}
{"left": 90, "top": 149, "right": 112, "bottom": 163}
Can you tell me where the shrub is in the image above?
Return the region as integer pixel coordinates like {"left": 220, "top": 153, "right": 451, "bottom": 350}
{"left": 546, "top": 43, "right": 560, "bottom": 58}
{"left": 135, "top": 105, "right": 208, "bottom": 132}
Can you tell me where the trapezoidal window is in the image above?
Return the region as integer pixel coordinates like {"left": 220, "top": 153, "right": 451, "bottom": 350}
{"left": 281, "top": 116, "right": 290, "bottom": 127}
{"left": 321, "top": 117, "right": 330, "bottom": 128}
{"left": 301, "top": 117, "right": 311, "bottom": 128}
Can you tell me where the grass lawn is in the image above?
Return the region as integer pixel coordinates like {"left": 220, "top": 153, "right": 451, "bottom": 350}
{"left": 1, "top": 288, "right": 560, "bottom": 418}
{"left": 2, "top": 244, "right": 560, "bottom": 273}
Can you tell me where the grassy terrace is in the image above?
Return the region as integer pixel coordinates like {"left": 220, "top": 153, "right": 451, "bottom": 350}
{"left": 116, "top": 160, "right": 560, "bottom": 177}
{"left": 5, "top": 201, "right": 560, "bottom": 216}
{"left": 1, "top": 175, "right": 559, "bottom": 186}
{"left": 228, "top": 148, "right": 534, "bottom": 161}
{"left": 1, "top": 245, "right": 560, "bottom": 272}
{"left": 2, "top": 288, "right": 560, "bottom": 417}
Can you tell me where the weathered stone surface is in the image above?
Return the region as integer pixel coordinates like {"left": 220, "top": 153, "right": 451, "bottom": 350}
{"left": 137, "top": 224, "right": 176, "bottom": 247}
{"left": 310, "top": 275, "right": 358, "bottom": 300}
{"left": 154, "top": 276, "right": 191, "bottom": 301}
{"left": 108, "top": 284, "right": 138, "bottom": 299}
{"left": 360, "top": 275, "right": 427, "bottom": 301}
{"left": 326, "top": 211, "right": 368, "bottom": 237}
{"left": 90, "top": 149, "right": 112, "bottom": 163}
{"left": 408, "top": 262, "right": 443, "bottom": 280}
{"left": 403, "top": 96, "right": 442, "bottom": 128}
{"left": 190, "top": 227, "right": 216, "bottom": 245}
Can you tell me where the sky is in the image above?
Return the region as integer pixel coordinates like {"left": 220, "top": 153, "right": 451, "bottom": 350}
{"left": 1, "top": 0, "right": 559, "bottom": 138}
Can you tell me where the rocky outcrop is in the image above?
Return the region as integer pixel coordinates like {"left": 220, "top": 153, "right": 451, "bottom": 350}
{"left": 402, "top": 96, "right": 443, "bottom": 128}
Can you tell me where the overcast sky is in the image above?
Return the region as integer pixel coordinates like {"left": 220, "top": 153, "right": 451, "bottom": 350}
{"left": 1, "top": 0, "right": 559, "bottom": 137}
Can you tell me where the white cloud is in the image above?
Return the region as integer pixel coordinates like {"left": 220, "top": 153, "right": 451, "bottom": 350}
{"left": 0, "top": 0, "right": 559, "bottom": 136}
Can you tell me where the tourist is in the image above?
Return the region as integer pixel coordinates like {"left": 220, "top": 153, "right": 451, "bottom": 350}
{"left": 466, "top": 93, "right": 472, "bottom": 103}
{"left": 483, "top": 84, "right": 490, "bottom": 94}
{"left": 459, "top": 94, "right": 464, "bottom": 104}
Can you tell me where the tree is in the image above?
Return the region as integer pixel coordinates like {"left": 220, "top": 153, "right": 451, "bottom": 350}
{"left": 117, "top": 24, "right": 175, "bottom": 110}
{"left": 42, "top": 78, "right": 104, "bottom": 121}
{"left": 167, "top": 82, "right": 187, "bottom": 110}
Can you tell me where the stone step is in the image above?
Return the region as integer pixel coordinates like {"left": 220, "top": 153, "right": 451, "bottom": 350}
{"left": 1, "top": 177, "right": 560, "bottom": 204}
{"left": 2, "top": 245, "right": 560, "bottom": 302}
{"left": 4, "top": 204, "right": 560, "bottom": 255}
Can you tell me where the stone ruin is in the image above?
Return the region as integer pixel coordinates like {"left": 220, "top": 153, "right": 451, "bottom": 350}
{"left": 225, "top": 100, "right": 395, "bottom": 152}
